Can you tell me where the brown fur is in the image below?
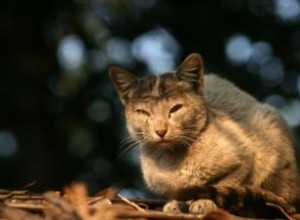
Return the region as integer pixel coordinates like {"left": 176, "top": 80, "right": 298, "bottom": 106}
{"left": 109, "top": 53, "right": 300, "bottom": 216}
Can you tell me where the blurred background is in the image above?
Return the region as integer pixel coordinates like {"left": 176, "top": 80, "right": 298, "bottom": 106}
{"left": 1, "top": 0, "right": 300, "bottom": 197}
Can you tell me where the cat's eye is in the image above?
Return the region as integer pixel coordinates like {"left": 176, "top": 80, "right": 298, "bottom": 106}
{"left": 169, "top": 104, "right": 183, "bottom": 114}
{"left": 136, "top": 109, "right": 150, "bottom": 116}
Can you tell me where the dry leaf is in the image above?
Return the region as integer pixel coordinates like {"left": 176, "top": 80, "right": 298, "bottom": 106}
{"left": 0, "top": 206, "right": 42, "bottom": 220}
{"left": 64, "top": 183, "right": 89, "bottom": 219}
{"left": 44, "top": 191, "right": 80, "bottom": 220}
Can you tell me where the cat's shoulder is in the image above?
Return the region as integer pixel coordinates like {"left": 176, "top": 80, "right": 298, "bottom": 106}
{"left": 203, "top": 74, "right": 279, "bottom": 123}
{"left": 203, "top": 74, "right": 257, "bottom": 109}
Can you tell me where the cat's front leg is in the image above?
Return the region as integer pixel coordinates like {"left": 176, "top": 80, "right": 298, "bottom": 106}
{"left": 163, "top": 199, "right": 218, "bottom": 214}
{"left": 162, "top": 200, "right": 189, "bottom": 213}
{"left": 188, "top": 199, "right": 218, "bottom": 214}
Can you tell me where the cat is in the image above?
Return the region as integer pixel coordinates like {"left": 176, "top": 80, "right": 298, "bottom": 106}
{"left": 109, "top": 53, "right": 300, "bottom": 217}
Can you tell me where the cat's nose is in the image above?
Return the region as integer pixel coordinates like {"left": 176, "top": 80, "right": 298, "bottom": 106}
{"left": 155, "top": 129, "right": 167, "bottom": 138}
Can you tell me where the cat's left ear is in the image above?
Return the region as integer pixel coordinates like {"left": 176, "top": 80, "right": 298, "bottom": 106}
{"left": 176, "top": 53, "right": 204, "bottom": 91}
{"left": 109, "top": 66, "right": 138, "bottom": 104}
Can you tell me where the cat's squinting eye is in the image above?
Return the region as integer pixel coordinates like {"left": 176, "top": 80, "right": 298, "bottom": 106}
{"left": 169, "top": 104, "right": 183, "bottom": 114}
{"left": 136, "top": 109, "right": 150, "bottom": 116}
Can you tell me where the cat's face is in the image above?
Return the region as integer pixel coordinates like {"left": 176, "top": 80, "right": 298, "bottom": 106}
{"left": 124, "top": 75, "right": 207, "bottom": 149}
{"left": 110, "top": 53, "right": 207, "bottom": 149}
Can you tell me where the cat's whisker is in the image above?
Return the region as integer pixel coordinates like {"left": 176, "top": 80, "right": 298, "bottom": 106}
{"left": 118, "top": 142, "right": 139, "bottom": 160}
{"left": 135, "top": 139, "right": 151, "bottom": 153}
{"left": 119, "top": 136, "right": 136, "bottom": 148}
{"left": 118, "top": 135, "right": 148, "bottom": 160}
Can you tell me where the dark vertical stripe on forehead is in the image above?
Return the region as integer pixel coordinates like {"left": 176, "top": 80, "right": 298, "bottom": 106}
{"left": 136, "top": 75, "right": 158, "bottom": 98}
{"left": 159, "top": 72, "right": 178, "bottom": 98}
{"left": 157, "top": 73, "right": 175, "bottom": 98}
{"left": 150, "top": 75, "right": 160, "bottom": 97}
{"left": 158, "top": 74, "right": 166, "bottom": 96}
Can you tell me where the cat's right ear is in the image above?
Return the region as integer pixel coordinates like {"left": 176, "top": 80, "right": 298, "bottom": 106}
{"left": 109, "top": 66, "right": 137, "bottom": 104}
{"left": 176, "top": 53, "right": 204, "bottom": 92}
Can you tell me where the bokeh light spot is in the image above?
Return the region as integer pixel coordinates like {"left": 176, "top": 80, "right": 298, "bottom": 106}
{"left": 280, "top": 99, "right": 300, "bottom": 127}
{"left": 265, "top": 94, "right": 287, "bottom": 108}
{"left": 106, "top": 38, "right": 134, "bottom": 67}
{"left": 225, "top": 34, "right": 252, "bottom": 66}
{"left": 247, "top": 41, "right": 273, "bottom": 74}
{"left": 275, "top": 0, "right": 300, "bottom": 23}
{"left": 132, "top": 27, "right": 180, "bottom": 73}
{"left": 57, "top": 35, "right": 86, "bottom": 71}
{"left": 0, "top": 131, "right": 18, "bottom": 157}
{"left": 259, "top": 57, "right": 284, "bottom": 87}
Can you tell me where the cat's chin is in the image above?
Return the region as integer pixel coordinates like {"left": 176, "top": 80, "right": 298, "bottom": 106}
{"left": 150, "top": 140, "right": 180, "bottom": 150}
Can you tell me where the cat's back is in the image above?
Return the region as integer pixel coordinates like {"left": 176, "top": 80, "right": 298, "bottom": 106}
{"left": 204, "top": 74, "right": 260, "bottom": 121}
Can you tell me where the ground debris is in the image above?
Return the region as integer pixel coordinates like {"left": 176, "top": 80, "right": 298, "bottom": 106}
{"left": 0, "top": 183, "right": 298, "bottom": 220}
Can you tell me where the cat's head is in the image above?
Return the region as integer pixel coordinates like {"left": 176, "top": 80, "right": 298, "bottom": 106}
{"left": 109, "top": 53, "right": 208, "bottom": 150}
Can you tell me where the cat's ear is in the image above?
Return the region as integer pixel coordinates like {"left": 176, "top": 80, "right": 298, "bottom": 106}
{"left": 176, "top": 53, "right": 204, "bottom": 91}
{"left": 109, "top": 66, "right": 137, "bottom": 104}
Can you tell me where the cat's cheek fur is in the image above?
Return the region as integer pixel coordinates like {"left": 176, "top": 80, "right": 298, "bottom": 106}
{"left": 126, "top": 115, "right": 147, "bottom": 138}
{"left": 126, "top": 124, "right": 139, "bottom": 139}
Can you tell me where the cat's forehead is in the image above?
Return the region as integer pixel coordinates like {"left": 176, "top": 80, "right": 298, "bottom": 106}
{"left": 131, "top": 72, "right": 192, "bottom": 101}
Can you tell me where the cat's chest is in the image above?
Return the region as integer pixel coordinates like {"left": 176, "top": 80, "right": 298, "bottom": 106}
{"left": 140, "top": 152, "right": 212, "bottom": 197}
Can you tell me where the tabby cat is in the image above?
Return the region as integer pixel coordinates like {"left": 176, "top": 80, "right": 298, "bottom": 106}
{"left": 109, "top": 53, "right": 299, "bottom": 217}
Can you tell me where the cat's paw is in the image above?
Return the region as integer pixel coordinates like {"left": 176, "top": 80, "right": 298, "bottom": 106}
{"left": 163, "top": 200, "right": 188, "bottom": 213}
{"left": 189, "top": 199, "right": 218, "bottom": 214}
